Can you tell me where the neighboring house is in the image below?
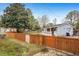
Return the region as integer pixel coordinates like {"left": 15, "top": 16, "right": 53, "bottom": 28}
{"left": 41, "top": 23, "right": 55, "bottom": 36}
{"left": 0, "top": 27, "right": 6, "bottom": 33}
{"left": 42, "top": 22, "right": 73, "bottom": 36}
{"left": 54, "top": 22, "right": 73, "bottom": 36}
{"left": 0, "top": 27, "right": 17, "bottom": 34}
{"left": 0, "top": 27, "right": 10, "bottom": 34}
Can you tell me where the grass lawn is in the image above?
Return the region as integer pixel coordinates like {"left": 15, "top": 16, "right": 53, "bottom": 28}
{"left": 0, "top": 38, "right": 42, "bottom": 56}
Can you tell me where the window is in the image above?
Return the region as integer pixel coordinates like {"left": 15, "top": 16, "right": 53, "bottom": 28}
{"left": 47, "top": 28, "right": 50, "bottom": 32}
{"left": 66, "top": 32, "right": 70, "bottom": 36}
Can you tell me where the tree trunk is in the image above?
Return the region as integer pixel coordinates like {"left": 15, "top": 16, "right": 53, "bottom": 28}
{"left": 16, "top": 29, "right": 20, "bottom": 33}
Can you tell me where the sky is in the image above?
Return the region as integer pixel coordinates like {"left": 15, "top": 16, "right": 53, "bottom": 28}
{"left": 0, "top": 3, "right": 79, "bottom": 24}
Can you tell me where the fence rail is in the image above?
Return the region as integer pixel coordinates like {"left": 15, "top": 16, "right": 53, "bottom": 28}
{"left": 30, "top": 35, "right": 79, "bottom": 55}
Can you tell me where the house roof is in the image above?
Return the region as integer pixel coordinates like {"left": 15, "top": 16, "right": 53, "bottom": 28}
{"left": 46, "top": 21, "right": 74, "bottom": 28}
{"left": 46, "top": 21, "right": 73, "bottom": 28}
{"left": 55, "top": 22, "right": 72, "bottom": 27}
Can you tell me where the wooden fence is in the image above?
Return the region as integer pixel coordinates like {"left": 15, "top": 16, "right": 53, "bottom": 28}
{"left": 30, "top": 35, "right": 79, "bottom": 55}
{"left": 6, "top": 32, "right": 25, "bottom": 41}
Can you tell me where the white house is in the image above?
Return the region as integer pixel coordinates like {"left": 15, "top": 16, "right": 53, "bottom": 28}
{"left": 54, "top": 22, "right": 73, "bottom": 36}
{"left": 42, "top": 22, "right": 73, "bottom": 36}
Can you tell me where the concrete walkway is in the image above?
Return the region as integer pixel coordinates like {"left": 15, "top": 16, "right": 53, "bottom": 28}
{"left": 34, "top": 48, "right": 74, "bottom": 56}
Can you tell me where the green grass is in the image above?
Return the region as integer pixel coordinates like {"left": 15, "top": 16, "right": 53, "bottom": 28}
{"left": 0, "top": 38, "right": 42, "bottom": 56}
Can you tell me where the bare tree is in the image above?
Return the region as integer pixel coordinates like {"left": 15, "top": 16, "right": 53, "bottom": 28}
{"left": 52, "top": 18, "right": 57, "bottom": 25}
{"left": 66, "top": 10, "right": 79, "bottom": 25}
{"left": 41, "top": 15, "right": 49, "bottom": 28}
{"left": 37, "top": 15, "right": 49, "bottom": 30}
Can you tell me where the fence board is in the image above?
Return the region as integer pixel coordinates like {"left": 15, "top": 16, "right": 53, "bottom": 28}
{"left": 30, "top": 35, "right": 79, "bottom": 55}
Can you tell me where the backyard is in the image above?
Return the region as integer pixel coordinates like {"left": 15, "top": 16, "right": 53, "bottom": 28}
{"left": 0, "top": 35, "right": 75, "bottom": 56}
{"left": 0, "top": 3, "right": 79, "bottom": 56}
